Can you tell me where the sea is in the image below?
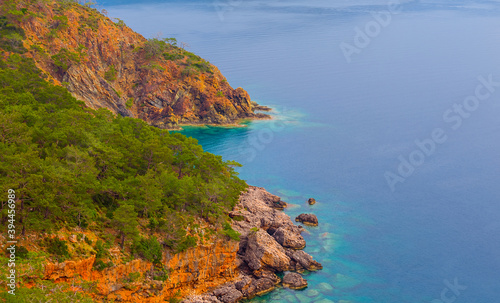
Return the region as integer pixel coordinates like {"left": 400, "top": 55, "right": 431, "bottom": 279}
{"left": 102, "top": 0, "right": 500, "bottom": 302}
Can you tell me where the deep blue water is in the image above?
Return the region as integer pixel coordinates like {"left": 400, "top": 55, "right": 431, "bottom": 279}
{"left": 103, "top": 1, "right": 500, "bottom": 302}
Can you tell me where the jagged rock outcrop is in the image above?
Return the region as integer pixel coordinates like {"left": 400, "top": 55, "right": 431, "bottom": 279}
{"left": 296, "top": 213, "right": 319, "bottom": 226}
{"left": 244, "top": 229, "right": 291, "bottom": 271}
{"left": 286, "top": 248, "right": 323, "bottom": 272}
{"left": 184, "top": 186, "right": 322, "bottom": 302}
{"left": 8, "top": 0, "right": 269, "bottom": 129}
{"left": 283, "top": 272, "right": 308, "bottom": 290}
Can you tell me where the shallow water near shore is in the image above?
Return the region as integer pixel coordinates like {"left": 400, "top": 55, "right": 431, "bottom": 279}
{"left": 104, "top": 1, "right": 500, "bottom": 302}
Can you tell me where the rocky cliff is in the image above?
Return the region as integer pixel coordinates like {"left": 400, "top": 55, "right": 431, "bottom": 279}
{"left": 2, "top": 0, "right": 268, "bottom": 129}
{"left": 42, "top": 238, "right": 240, "bottom": 301}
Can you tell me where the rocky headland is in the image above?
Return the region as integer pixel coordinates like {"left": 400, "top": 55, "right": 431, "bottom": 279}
{"left": 4, "top": 0, "right": 269, "bottom": 129}
{"left": 183, "top": 186, "right": 322, "bottom": 303}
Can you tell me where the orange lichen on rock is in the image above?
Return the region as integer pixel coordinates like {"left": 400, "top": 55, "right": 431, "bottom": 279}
{"left": 41, "top": 239, "right": 239, "bottom": 302}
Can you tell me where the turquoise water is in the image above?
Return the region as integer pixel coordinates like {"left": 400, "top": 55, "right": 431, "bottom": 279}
{"left": 103, "top": 1, "right": 500, "bottom": 302}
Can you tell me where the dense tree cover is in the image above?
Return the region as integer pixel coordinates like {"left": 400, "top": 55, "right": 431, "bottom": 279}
{"left": 0, "top": 54, "right": 247, "bottom": 250}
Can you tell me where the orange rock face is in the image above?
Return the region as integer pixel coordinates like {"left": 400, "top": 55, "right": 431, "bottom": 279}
{"left": 42, "top": 239, "right": 239, "bottom": 302}
{"left": 10, "top": 0, "right": 263, "bottom": 129}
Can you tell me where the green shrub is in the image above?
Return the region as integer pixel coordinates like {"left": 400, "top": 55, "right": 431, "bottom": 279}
{"left": 82, "top": 13, "right": 99, "bottom": 31}
{"left": 174, "top": 235, "right": 197, "bottom": 253}
{"left": 163, "top": 53, "right": 184, "bottom": 61}
{"left": 84, "top": 236, "right": 93, "bottom": 245}
{"left": 52, "top": 15, "right": 69, "bottom": 31}
{"left": 181, "top": 67, "right": 196, "bottom": 78}
{"left": 126, "top": 98, "right": 134, "bottom": 109}
{"left": 93, "top": 259, "right": 113, "bottom": 271}
{"left": 151, "top": 268, "right": 169, "bottom": 281}
{"left": 51, "top": 49, "right": 80, "bottom": 72}
{"left": 130, "top": 272, "right": 141, "bottom": 281}
{"left": 16, "top": 246, "right": 29, "bottom": 259}
{"left": 45, "top": 238, "right": 70, "bottom": 261}
{"left": 142, "top": 63, "right": 165, "bottom": 71}
{"left": 231, "top": 215, "right": 244, "bottom": 221}
{"left": 133, "top": 236, "right": 163, "bottom": 264}
{"left": 216, "top": 91, "right": 224, "bottom": 97}
{"left": 114, "top": 18, "right": 126, "bottom": 28}
{"left": 94, "top": 240, "right": 108, "bottom": 259}
{"left": 221, "top": 222, "right": 240, "bottom": 241}
{"left": 104, "top": 65, "right": 117, "bottom": 81}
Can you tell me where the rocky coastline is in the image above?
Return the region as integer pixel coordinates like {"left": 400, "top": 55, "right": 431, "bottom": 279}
{"left": 25, "top": 186, "right": 319, "bottom": 302}
{"left": 183, "top": 186, "right": 322, "bottom": 303}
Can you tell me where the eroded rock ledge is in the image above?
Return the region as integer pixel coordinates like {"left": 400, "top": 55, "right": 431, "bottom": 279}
{"left": 184, "top": 186, "right": 322, "bottom": 303}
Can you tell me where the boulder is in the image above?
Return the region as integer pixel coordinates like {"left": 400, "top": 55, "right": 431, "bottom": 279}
{"left": 307, "top": 198, "right": 316, "bottom": 205}
{"left": 253, "top": 269, "right": 280, "bottom": 284}
{"left": 282, "top": 272, "right": 308, "bottom": 290}
{"left": 246, "top": 278, "right": 275, "bottom": 297}
{"left": 219, "top": 289, "right": 243, "bottom": 303}
{"left": 234, "top": 275, "right": 252, "bottom": 291}
{"left": 261, "top": 190, "right": 287, "bottom": 210}
{"left": 295, "top": 213, "right": 319, "bottom": 226}
{"left": 212, "top": 285, "right": 243, "bottom": 303}
{"left": 183, "top": 295, "right": 221, "bottom": 303}
{"left": 272, "top": 226, "right": 306, "bottom": 250}
{"left": 244, "top": 230, "right": 290, "bottom": 271}
{"left": 286, "top": 249, "right": 323, "bottom": 272}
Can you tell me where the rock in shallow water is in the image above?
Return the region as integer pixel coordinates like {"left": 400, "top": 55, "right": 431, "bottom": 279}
{"left": 307, "top": 198, "right": 316, "bottom": 205}
{"left": 306, "top": 289, "right": 320, "bottom": 297}
{"left": 212, "top": 284, "right": 244, "bottom": 303}
{"left": 282, "top": 272, "right": 308, "bottom": 290}
{"left": 295, "top": 213, "right": 319, "bottom": 226}
{"left": 286, "top": 249, "right": 323, "bottom": 272}
{"left": 318, "top": 282, "right": 334, "bottom": 293}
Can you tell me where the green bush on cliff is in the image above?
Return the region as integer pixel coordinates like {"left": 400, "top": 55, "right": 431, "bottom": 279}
{"left": 126, "top": 97, "right": 134, "bottom": 108}
{"left": 173, "top": 235, "right": 197, "bottom": 253}
{"left": 133, "top": 236, "right": 163, "bottom": 264}
{"left": 104, "top": 64, "right": 117, "bottom": 81}
{"left": 143, "top": 37, "right": 175, "bottom": 59}
{"left": 221, "top": 222, "right": 240, "bottom": 241}
{"left": 142, "top": 36, "right": 213, "bottom": 75}
{"left": 51, "top": 48, "right": 80, "bottom": 71}
{"left": 44, "top": 238, "right": 70, "bottom": 262}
